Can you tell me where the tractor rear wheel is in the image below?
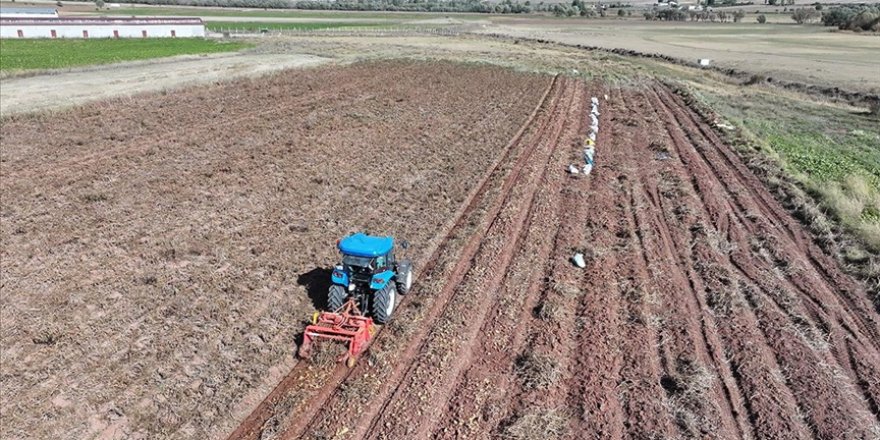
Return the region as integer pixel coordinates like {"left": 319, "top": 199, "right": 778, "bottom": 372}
{"left": 327, "top": 284, "right": 347, "bottom": 311}
{"left": 371, "top": 284, "right": 396, "bottom": 325}
{"left": 396, "top": 261, "right": 413, "bottom": 295}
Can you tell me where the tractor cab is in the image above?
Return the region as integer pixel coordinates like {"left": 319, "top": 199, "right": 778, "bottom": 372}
{"left": 328, "top": 233, "right": 412, "bottom": 324}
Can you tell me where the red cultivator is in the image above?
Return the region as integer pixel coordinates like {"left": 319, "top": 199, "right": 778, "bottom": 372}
{"left": 297, "top": 298, "right": 376, "bottom": 367}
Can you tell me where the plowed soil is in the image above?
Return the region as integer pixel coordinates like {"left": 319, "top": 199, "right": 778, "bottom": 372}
{"left": 2, "top": 60, "right": 879, "bottom": 440}
{"left": 0, "top": 61, "right": 550, "bottom": 440}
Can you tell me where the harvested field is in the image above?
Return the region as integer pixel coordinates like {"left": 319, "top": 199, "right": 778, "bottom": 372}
{"left": 2, "top": 59, "right": 879, "bottom": 440}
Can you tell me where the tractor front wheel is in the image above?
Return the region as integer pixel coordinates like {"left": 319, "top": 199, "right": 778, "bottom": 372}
{"left": 327, "top": 284, "right": 347, "bottom": 312}
{"left": 371, "top": 284, "right": 396, "bottom": 325}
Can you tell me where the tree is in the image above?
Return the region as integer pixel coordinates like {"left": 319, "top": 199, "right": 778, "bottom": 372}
{"left": 756, "top": 13, "right": 767, "bottom": 23}
{"left": 95, "top": 0, "right": 104, "bottom": 8}
{"left": 618, "top": 8, "right": 626, "bottom": 16}
{"left": 733, "top": 9, "right": 745, "bottom": 22}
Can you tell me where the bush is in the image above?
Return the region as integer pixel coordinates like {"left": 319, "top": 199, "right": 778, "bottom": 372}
{"left": 821, "top": 5, "right": 879, "bottom": 30}
{"left": 757, "top": 13, "right": 767, "bottom": 23}
{"left": 791, "top": 7, "right": 820, "bottom": 24}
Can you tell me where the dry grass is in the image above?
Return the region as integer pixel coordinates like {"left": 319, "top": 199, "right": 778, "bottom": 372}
{"left": 501, "top": 408, "right": 568, "bottom": 440}
{"left": 514, "top": 350, "right": 560, "bottom": 391}
{"left": 534, "top": 298, "right": 562, "bottom": 322}
{"left": 661, "top": 358, "right": 715, "bottom": 438}
{"left": 818, "top": 174, "right": 880, "bottom": 251}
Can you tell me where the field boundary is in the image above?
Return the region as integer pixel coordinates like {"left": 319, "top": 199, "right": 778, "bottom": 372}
{"left": 475, "top": 32, "right": 880, "bottom": 110}
{"left": 661, "top": 80, "right": 879, "bottom": 307}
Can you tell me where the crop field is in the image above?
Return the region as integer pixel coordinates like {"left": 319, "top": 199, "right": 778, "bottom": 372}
{"left": 2, "top": 58, "right": 879, "bottom": 440}
{"left": 0, "top": 38, "right": 250, "bottom": 72}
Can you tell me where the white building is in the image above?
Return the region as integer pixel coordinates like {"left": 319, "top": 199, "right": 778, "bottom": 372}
{"left": 0, "top": 17, "right": 205, "bottom": 39}
{"left": 0, "top": 7, "right": 59, "bottom": 18}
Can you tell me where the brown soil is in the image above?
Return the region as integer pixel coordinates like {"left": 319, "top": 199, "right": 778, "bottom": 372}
{"left": 0, "top": 61, "right": 550, "bottom": 440}
{"left": 225, "top": 76, "right": 880, "bottom": 440}
{"left": 2, "top": 60, "right": 879, "bottom": 440}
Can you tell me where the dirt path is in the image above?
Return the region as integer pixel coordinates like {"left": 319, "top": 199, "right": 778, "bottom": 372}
{"left": 0, "top": 53, "right": 329, "bottom": 116}
{"left": 224, "top": 78, "right": 880, "bottom": 440}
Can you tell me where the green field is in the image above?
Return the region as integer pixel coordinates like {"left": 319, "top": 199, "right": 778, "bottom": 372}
{"left": 0, "top": 38, "right": 250, "bottom": 71}
{"left": 205, "top": 21, "right": 388, "bottom": 31}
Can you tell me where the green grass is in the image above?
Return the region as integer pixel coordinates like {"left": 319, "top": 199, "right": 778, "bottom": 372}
{"left": 205, "top": 21, "right": 388, "bottom": 31}
{"left": 0, "top": 38, "right": 251, "bottom": 71}
{"left": 698, "top": 86, "right": 880, "bottom": 250}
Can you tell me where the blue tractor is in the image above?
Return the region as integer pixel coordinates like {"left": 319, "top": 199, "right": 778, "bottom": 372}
{"left": 328, "top": 233, "right": 413, "bottom": 324}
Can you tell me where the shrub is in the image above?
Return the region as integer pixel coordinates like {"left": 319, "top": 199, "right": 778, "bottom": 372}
{"left": 791, "top": 7, "right": 820, "bottom": 24}
{"left": 757, "top": 13, "right": 767, "bottom": 23}
{"left": 821, "top": 5, "right": 880, "bottom": 30}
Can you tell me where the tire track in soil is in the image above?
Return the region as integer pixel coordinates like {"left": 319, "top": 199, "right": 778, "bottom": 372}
{"left": 650, "top": 82, "right": 880, "bottom": 385}
{"left": 560, "top": 86, "right": 626, "bottom": 440}
{"left": 596, "top": 89, "right": 678, "bottom": 440}
{"left": 654, "top": 87, "right": 880, "bottom": 353}
{"left": 283, "top": 75, "right": 568, "bottom": 440}
{"left": 636, "top": 87, "right": 808, "bottom": 440}
{"left": 356, "top": 77, "right": 582, "bottom": 440}
{"left": 224, "top": 75, "right": 561, "bottom": 440}
{"left": 495, "top": 87, "right": 682, "bottom": 440}
{"left": 428, "top": 80, "right": 590, "bottom": 440}
{"left": 647, "top": 85, "right": 880, "bottom": 438}
{"left": 607, "top": 88, "right": 741, "bottom": 440}
{"left": 626, "top": 87, "right": 755, "bottom": 439}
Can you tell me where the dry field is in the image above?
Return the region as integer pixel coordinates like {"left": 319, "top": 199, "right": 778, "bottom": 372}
{"left": 479, "top": 19, "right": 880, "bottom": 94}
{"left": 2, "top": 58, "right": 880, "bottom": 440}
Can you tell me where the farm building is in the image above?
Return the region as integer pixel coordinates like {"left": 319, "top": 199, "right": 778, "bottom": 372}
{"left": 0, "top": 7, "right": 59, "bottom": 18}
{"left": 0, "top": 16, "right": 205, "bottom": 39}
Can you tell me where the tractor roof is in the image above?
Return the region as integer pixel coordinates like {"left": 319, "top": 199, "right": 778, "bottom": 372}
{"left": 338, "top": 233, "right": 393, "bottom": 258}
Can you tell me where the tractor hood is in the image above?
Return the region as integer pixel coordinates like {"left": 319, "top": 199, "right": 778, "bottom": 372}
{"left": 338, "top": 233, "right": 393, "bottom": 258}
